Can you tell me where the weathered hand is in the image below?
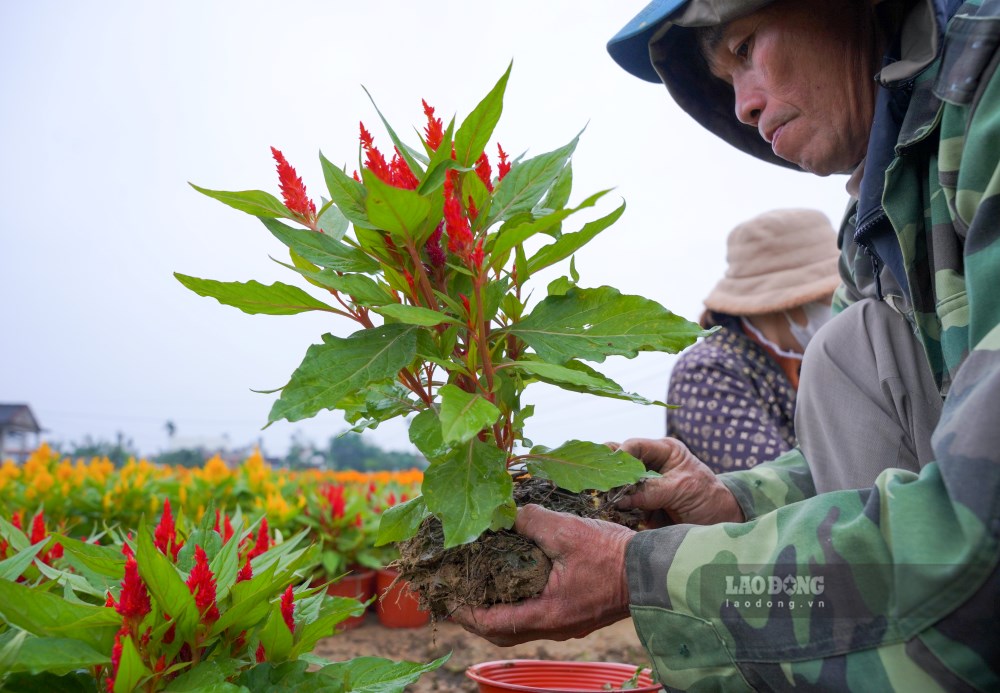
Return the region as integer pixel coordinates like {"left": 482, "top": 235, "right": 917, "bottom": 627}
{"left": 614, "top": 437, "right": 745, "bottom": 526}
{"left": 449, "top": 504, "right": 634, "bottom": 646}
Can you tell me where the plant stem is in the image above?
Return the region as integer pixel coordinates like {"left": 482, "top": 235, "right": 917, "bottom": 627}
{"left": 403, "top": 240, "right": 439, "bottom": 310}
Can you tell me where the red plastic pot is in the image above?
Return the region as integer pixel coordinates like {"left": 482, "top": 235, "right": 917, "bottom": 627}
{"left": 466, "top": 659, "right": 662, "bottom": 693}
{"left": 326, "top": 568, "right": 376, "bottom": 629}
{"left": 375, "top": 567, "right": 430, "bottom": 628}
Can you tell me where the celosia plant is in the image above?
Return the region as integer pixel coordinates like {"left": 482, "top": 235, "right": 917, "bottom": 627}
{"left": 0, "top": 502, "right": 445, "bottom": 691}
{"left": 177, "top": 65, "right": 702, "bottom": 548}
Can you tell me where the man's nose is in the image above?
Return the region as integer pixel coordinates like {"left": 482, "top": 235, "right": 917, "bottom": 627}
{"left": 734, "top": 78, "right": 764, "bottom": 127}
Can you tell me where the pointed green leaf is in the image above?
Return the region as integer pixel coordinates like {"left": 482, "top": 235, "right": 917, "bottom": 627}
{"left": 258, "top": 602, "right": 294, "bottom": 663}
{"left": 190, "top": 184, "right": 294, "bottom": 219}
{"left": 539, "top": 161, "right": 573, "bottom": 212}
{"left": 287, "top": 596, "right": 366, "bottom": 659}
{"left": 525, "top": 201, "right": 625, "bottom": 278}
{"left": 174, "top": 274, "right": 336, "bottom": 316}
{"left": 0, "top": 541, "right": 45, "bottom": 582}
{"left": 262, "top": 217, "right": 379, "bottom": 273}
{"left": 272, "top": 258, "right": 393, "bottom": 306}
{"left": 489, "top": 189, "right": 609, "bottom": 268}
{"left": 373, "top": 303, "right": 456, "bottom": 327}
{"left": 209, "top": 562, "right": 280, "bottom": 637}
{"left": 6, "top": 637, "right": 109, "bottom": 677}
{"left": 524, "top": 440, "right": 648, "bottom": 492}
{"left": 319, "top": 654, "right": 450, "bottom": 692}
{"left": 438, "top": 384, "right": 501, "bottom": 445}
{"left": 136, "top": 526, "right": 200, "bottom": 645}
{"left": 113, "top": 633, "right": 150, "bottom": 693}
{"left": 362, "top": 170, "right": 431, "bottom": 240}
{"left": 376, "top": 495, "right": 429, "bottom": 546}
{"left": 0, "top": 580, "right": 119, "bottom": 651}
{"left": 319, "top": 151, "right": 369, "bottom": 228}
{"left": 407, "top": 409, "right": 448, "bottom": 460}
{"left": 163, "top": 660, "right": 241, "bottom": 692}
{"left": 51, "top": 534, "right": 125, "bottom": 580}
{"left": 0, "top": 517, "right": 29, "bottom": 553}
{"left": 210, "top": 533, "right": 241, "bottom": 603}
{"left": 316, "top": 203, "right": 349, "bottom": 240}
{"left": 510, "top": 286, "right": 704, "bottom": 364}
{"left": 269, "top": 324, "right": 419, "bottom": 423}
{"left": 512, "top": 359, "right": 666, "bottom": 406}
{"left": 424, "top": 440, "right": 512, "bottom": 548}
{"left": 487, "top": 132, "right": 580, "bottom": 225}
{"left": 455, "top": 62, "right": 511, "bottom": 167}
{"left": 0, "top": 630, "right": 27, "bottom": 677}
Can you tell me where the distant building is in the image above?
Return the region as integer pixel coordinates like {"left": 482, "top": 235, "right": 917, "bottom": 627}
{"left": 0, "top": 404, "right": 42, "bottom": 463}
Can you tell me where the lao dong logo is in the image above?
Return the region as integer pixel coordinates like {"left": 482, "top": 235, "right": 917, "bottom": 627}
{"left": 725, "top": 574, "right": 825, "bottom": 597}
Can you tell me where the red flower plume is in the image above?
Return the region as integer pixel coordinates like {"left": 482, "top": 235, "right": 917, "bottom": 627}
{"left": 185, "top": 545, "right": 220, "bottom": 624}
{"left": 281, "top": 585, "right": 295, "bottom": 634}
{"left": 271, "top": 146, "right": 317, "bottom": 220}
{"left": 423, "top": 100, "right": 444, "bottom": 151}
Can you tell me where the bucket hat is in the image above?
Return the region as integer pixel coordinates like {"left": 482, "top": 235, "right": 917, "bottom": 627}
{"left": 607, "top": 0, "right": 796, "bottom": 170}
{"left": 703, "top": 209, "right": 841, "bottom": 315}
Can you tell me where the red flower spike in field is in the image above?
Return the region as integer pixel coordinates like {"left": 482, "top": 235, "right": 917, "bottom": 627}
{"left": 236, "top": 556, "right": 253, "bottom": 583}
{"left": 116, "top": 554, "right": 151, "bottom": 621}
{"left": 281, "top": 585, "right": 295, "bottom": 634}
{"left": 256, "top": 643, "right": 266, "bottom": 664}
{"left": 497, "top": 143, "right": 511, "bottom": 180}
{"left": 186, "top": 545, "right": 220, "bottom": 624}
{"left": 422, "top": 99, "right": 444, "bottom": 151}
{"left": 471, "top": 238, "right": 485, "bottom": 270}
{"left": 443, "top": 194, "right": 473, "bottom": 256}
{"left": 30, "top": 513, "right": 46, "bottom": 545}
{"left": 390, "top": 149, "right": 419, "bottom": 190}
{"left": 360, "top": 123, "right": 391, "bottom": 183}
{"left": 271, "top": 146, "right": 317, "bottom": 221}
{"left": 154, "top": 498, "right": 183, "bottom": 561}
{"left": 247, "top": 518, "right": 270, "bottom": 561}
{"left": 475, "top": 152, "right": 494, "bottom": 192}
{"left": 322, "top": 484, "right": 347, "bottom": 520}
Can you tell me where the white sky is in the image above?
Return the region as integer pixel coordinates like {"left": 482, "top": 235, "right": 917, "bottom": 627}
{"left": 1, "top": 1, "right": 852, "bottom": 458}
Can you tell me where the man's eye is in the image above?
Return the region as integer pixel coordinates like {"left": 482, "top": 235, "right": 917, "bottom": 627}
{"left": 735, "top": 39, "right": 751, "bottom": 59}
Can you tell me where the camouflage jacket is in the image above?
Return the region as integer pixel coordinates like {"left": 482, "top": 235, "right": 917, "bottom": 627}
{"left": 627, "top": 1, "right": 1000, "bottom": 690}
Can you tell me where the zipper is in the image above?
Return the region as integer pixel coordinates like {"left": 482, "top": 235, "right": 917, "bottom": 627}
{"left": 855, "top": 210, "right": 887, "bottom": 301}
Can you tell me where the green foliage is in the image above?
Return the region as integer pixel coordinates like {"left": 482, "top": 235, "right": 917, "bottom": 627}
{"left": 181, "top": 66, "right": 705, "bottom": 548}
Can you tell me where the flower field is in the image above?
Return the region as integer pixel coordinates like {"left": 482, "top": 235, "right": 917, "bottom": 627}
{"left": 0, "top": 444, "right": 439, "bottom": 691}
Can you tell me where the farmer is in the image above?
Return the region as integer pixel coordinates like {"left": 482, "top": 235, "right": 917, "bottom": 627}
{"left": 452, "top": 0, "right": 1000, "bottom": 687}
{"left": 666, "top": 208, "right": 839, "bottom": 472}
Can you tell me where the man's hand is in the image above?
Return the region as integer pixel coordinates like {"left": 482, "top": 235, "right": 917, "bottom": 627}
{"left": 615, "top": 437, "right": 745, "bottom": 526}
{"left": 450, "top": 504, "right": 634, "bottom": 646}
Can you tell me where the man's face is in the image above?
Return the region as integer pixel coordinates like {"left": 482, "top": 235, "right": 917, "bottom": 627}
{"left": 705, "top": 1, "right": 874, "bottom": 175}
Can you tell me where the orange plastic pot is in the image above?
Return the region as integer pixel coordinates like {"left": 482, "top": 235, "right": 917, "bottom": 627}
{"left": 375, "top": 567, "right": 430, "bottom": 628}
{"left": 466, "top": 659, "right": 662, "bottom": 693}
{"left": 326, "top": 568, "right": 376, "bottom": 629}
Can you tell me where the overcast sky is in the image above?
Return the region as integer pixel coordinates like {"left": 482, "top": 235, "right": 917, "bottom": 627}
{"left": 1, "top": 2, "right": 852, "bottom": 458}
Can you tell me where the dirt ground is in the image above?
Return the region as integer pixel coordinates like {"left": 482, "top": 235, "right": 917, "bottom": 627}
{"left": 313, "top": 613, "right": 652, "bottom": 691}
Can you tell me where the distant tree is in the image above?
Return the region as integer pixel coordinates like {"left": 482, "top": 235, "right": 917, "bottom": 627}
{"left": 327, "top": 432, "right": 426, "bottom": 471}
{"left": 155, "top": 448, "right": 206, "bottom": 468}
{"left": 63, "top": 434, "right": 138, "bottom": 467}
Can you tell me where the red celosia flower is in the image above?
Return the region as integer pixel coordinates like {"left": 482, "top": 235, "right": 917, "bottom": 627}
{"left": 360, "top": 123, "right": 391, "bottom": 184}
{"left": 497, "top": 144, "right": 511, "bottom": 180}
{"left": 247, "top": 518, "right": 270, "bottom": 561}
{"left": 390, "top": 149, "right": 420, "bottom": 190}
{"left": 403, "top": 269, "right": 417, "bottom": 300}
{"left": 271, "top": 146, "right": 317, "bottom": 220}
{"left": 116, "top": 554, "right": 151, "bottom": 621}
{"left": 30, "top": 513, "right": 46, "bottom": 544}
{"left": 387, "top": 492, "right": 397, "bottom": 507}
{"left": 425, "top": 222, "right": 446, "bottom": 267}
{"left": 475, "top": 152, "right": 494, "bottom": 193}
{"left": 236, "top": 556, "right": 253, "bottom": 583}
{"left": 471, "top": 238, "right": 485, "bottom": 270}
{"left": 444, "top": 195, "right": 473, "bottom": 256}
{"left": 256, "top": 643, "right": 266, "bottom": 663}
{"left": 281, "top": 585, "right": 295, "bottom": 634}
{"left": 323, "top": 484, "right": 347, "bottom": 520}
{"left": 354, "top": 513, "right": 363, "bottom": 528}
{"left": 11, "top": 511, "right": 22, "bottom": 531}
{"left": 214, "top": 510, "right": 235, "bottom": 544}
{"left": 105, "top": 591, "right": 116, "bottom": 609}
{"left": 423, "top": 100, "right": 444, "bottom": 151}
{"left": 154, "top": 655, "right": 166, "bottom": 673}
{"left": 185, "top": 546, "right": 220, "bottom": 624}
{"left": 154, "top": 499, "right": 183, "bottom": 561}
{"left": 467, "top": 197, "right": 479, "bottom": 222}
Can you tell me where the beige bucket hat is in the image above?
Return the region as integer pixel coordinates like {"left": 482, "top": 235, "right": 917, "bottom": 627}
{"left": 704, "top": 209, "right": 841, "bottom": 316}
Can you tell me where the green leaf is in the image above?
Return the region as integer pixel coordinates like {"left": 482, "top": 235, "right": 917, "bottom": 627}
{"left": 0, "top": 541, "right": 45, "bottom": 582}
{"left": 487, "top": 132, "right": 580, "bottom": 225}
{"left": 136, "top": 526, "right": 200, "bottom": 646}
{"left": 524, "top": 440, "right": 648, "bottom": 492}
{"left": 0, "top": 580, "right": 119, "bottom": 651}
{"left": 455, "top": 62, "right": 511, "bottom": 167}
{"left": 319, "top": 151, "right": 369, "bottom": 228}
{"left": 510, "top": 286, "right": 704, "bottom": 364}
{"left": 362, "top": 170, "right": 431, "bottom": 241}
{"left": 424, "top": 440, "right": 513, "bottom": 548}
{"left": 209, "top": 562, "right": 280, "bottom": 637}
{"left": 287, "top": 596, "right": 366, "bottom": 660}
{"left": 373, "top": 304, "right": 457, "bottom": 327}
{"left": 489, "top": 189, "right": 609, "bottom": 267}
{"left": 375, "top": 496, "right": 429, "bottom": 546}
{"left": 258, "top": 602, "right": 294, "bottom": 663}
{"left": 262, "top": 217, "right": 379, "bottom": 273}
{"left": 269, "top": 324, "right": 419, "bottom": 424}
{"left": 165, "top": 660, "right": 243, "bottom": 692}
{"left": 512, "top": 359, "right": 665, "bottom": 406}
{"left": 190, "top": 184, "right": 294, "bottom": 219}
{"left": 272, "top": 258, "right": 394, "bottom": 306}
{"left": 0, "top": 629, "right": 27, "bottom": 677}
{"left": 437, "top": 384, "right": 501, "bottom": 445}
{"left": 174, "top": 274, "right": 336, "bottom": 316}
{"left": 319, "top": 654, "right": 450, "bottom": 693}
{"left": 0, "top": 517, "right": 29, "bottom": 553}
{"left": 211, "top": 534, "right": 242, "bottom": 604}
{"left": 5, "top": 636, "right": 109, "bottom": 676}
{"left": 1, "top": 671, "right": 97, "bottom": 693}
{"left": 317, "top": 203, "right": 349, "bottom": 240}
{"left": 539, "top": 161, "right": 573, "bottom": 212}
{"left": 407, "top": 409, "right": 448, "bottom": 460}
{"left": 525, "top": 201, "right": 626, "bottom": 278}
{"left": 51, "top": 534, "right": 124, "bottom": 580}
{"left": 113, "top": 633, "right": 150, "bottom": 693}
